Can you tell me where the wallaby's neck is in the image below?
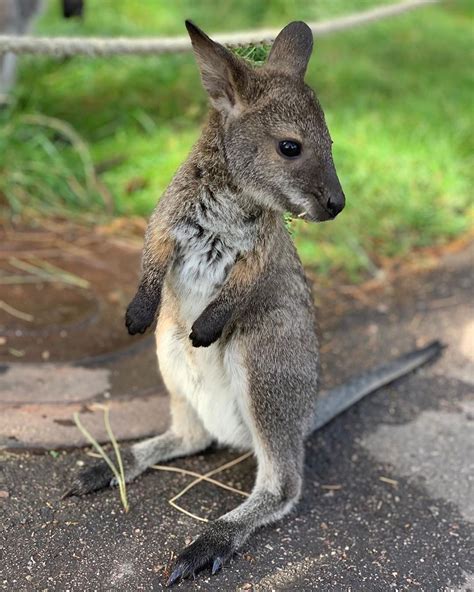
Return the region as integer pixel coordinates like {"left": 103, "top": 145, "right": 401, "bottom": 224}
{"left": 187, "top": 110, "right": 265, "bottom": 222}
{"left": 189, "top": 110, "right": 234, "bottom": 193}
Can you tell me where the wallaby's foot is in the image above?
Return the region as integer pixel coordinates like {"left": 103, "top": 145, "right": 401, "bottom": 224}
{"left": 167, "top": 522, "right": 237, "bottom": 586}
{"left": 62, "top": 459, "right": 115, "bottom": 498}
{"left": 62, "top": 451, "right": 136, "bottom": 499}
{"left": 125, "top": 293, "right": 157, "bottom": 335}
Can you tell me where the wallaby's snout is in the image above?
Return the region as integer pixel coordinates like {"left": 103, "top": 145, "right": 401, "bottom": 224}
{"left": 320, "top": 161, "right": 345, "bottom": 219}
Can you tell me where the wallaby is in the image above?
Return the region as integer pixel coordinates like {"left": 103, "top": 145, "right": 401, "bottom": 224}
{"left": 0, "top": 0, "right": 84, "bottom": 103}
{"left": 64, "top": 21, "right": 442, "bottom": 585}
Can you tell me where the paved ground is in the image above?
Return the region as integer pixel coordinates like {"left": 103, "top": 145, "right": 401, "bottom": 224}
{"left": 0, "top": 232, "right": 473, "bottom": 591}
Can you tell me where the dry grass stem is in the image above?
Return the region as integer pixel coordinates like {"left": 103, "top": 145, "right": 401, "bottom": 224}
{"left": 87, "top": 449, "right": 253, "bottom": 522}
{"left": 168, "top": 452, "right": 252, "bottom": 522}
{"left": 379, "top": 476, "right": 398, "bottom": 486}
{"left": 7, "top": 257, "right": 90, "bottom": 289}
{"left": 73, "top": 409, "right": 129, "bottom": 512}
{"left": 0, "top": 299, "right": 34, "bottom": 322}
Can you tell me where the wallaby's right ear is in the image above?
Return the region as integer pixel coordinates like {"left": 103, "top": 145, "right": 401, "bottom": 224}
{"left": 265, "top": 21, "right": 313, "bottom": 79}
{"left": 185, "top": 20, "right": 250, "bottom": 117}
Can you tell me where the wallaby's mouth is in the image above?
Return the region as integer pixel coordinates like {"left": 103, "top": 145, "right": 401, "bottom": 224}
{"left": 303, "top": 190, "right": 345, "bottom": 223}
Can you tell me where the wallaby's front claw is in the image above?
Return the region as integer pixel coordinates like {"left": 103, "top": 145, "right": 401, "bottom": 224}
{"left": 125, "top": 296, "right": 156, "bottom": 335}
{"left": 189, "top": 325, "right": 221, "bottom": 348}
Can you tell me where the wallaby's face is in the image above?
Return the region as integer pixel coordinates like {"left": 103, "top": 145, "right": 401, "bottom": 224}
{"left": 187, "top": 20, "right": 345, "bottom": 222}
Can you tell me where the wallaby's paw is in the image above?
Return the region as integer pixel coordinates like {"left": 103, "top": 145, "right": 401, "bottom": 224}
{"left": 189, "top": 317, "right": 223, "bottom": 348}
{"left": 62, "top": 460, "right": 115, "bottom": 499}
{"left": 125, "top": 295, "right": 156, "bottom": 335}
{"left": 167, "top": 523, "right": 235, "bottom": 586}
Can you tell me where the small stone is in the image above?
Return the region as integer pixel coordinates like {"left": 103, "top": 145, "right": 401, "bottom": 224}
{"left": 0, "top": 490, "right": 9, "bottom": 499}
{"left": 42, "top": 350, "right": 50, "bottom": 360}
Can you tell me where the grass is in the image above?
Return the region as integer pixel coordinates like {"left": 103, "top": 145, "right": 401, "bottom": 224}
{"left": 1, "top": 0, "right": 472, "bottom": 279}
{"left": 73, "top": 405, "right": 129, "bottom": 513}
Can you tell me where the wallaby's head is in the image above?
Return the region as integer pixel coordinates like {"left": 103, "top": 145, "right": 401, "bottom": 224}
{"left": 186, "top": 20, "right": 345, "bottom": 222}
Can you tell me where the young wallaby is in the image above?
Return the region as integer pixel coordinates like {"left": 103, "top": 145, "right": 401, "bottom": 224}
{"left": 65, "top": 21, "right": 442, "bottom": 585}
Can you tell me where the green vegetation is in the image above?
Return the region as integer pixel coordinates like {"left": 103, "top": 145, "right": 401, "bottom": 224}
{"left": 1, "top": 0, "right": 472, "bottom": 278}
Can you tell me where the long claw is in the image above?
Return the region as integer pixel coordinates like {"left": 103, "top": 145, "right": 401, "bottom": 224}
{"left": 211, "top": 557, "right": 223, "bottom": 575}
{"left": 61, "top": 488, "right": 74, "bottom": 500}
{"left": 166, "top": 563, "right": 191, "bottom": 587}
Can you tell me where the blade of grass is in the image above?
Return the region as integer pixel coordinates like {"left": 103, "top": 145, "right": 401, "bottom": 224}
{"left": 99, "top": 404, "right": 129, "bottom": 514}
{"left": 73, "top": 410, "right": 129, "bottom": 513}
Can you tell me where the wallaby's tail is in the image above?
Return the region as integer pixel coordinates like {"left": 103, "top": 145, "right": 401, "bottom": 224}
{"left": 312, "top": 340, "right": 444, "bottom": 433}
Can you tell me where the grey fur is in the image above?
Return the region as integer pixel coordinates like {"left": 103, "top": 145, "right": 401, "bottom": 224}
{"left": 64, "top": 21, "right": 442, "bottom": 586}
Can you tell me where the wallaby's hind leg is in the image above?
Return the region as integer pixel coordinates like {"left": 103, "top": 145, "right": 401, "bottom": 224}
{"left": 63, "top": 391, "right": 212, "bottom": 498}
{"left": 168, "top": 445, "right": 303, "bottom": 586}
{"left": 168, "top": 434, "right": 304, "bottom": 584}
{"left": 167, "top": 333, "right": 314, "bottom": 584}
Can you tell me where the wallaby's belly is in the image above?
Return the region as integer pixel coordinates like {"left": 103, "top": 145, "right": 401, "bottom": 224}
{"left": 156, "top": 306, "right": 252, "bottom": 450}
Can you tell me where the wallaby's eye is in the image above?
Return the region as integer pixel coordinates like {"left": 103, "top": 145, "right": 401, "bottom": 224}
{"left": 278, "top": 140, "right": 302, "bottom": 159}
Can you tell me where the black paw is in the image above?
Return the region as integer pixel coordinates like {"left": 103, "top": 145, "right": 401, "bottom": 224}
{"left": 125, "top": 293, "right": 157, "bottom": 335}
{"left": 61, "top": 459, "right": 115, "bottom": 499}
{"left": 167, "top": 523, "right": 236, "bottom": 586}
{"left": 189, "top": 317, "right": 223, "bottom": 348}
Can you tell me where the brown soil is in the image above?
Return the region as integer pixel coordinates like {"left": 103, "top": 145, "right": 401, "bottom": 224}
{"left": 0, "top": 219, "right": 147, "bottom": 363}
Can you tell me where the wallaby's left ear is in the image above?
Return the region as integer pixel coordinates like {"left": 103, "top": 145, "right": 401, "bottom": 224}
{"left": 265, "top": 21, "right": 313, "bottom": 79}
{"left": 185, "top": 20, "right": 251, "bottom": 117}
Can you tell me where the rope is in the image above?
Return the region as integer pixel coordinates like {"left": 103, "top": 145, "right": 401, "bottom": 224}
{"left": 0, "top": 0, "right": 439, "bottom": 57}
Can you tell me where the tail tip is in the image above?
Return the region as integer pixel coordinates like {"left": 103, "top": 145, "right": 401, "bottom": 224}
{"left": 417, "top": 339, "right": 446, "bottom": 362}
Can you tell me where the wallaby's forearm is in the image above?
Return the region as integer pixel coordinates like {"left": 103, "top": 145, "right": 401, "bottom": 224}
{"left": 125, "top": 229, "right": 174, "bottom": 335}
{"left": 190, "top": 249, "right": 265, "bottom": 347}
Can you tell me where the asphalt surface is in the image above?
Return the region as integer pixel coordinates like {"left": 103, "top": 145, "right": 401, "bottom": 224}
{"left": 1, "top": 245, "right": 473, "bottom": 591}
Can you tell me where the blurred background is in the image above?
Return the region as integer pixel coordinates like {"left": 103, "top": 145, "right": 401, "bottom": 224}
{"left": 1, "top": 0, "right": 472, "bottom": 280}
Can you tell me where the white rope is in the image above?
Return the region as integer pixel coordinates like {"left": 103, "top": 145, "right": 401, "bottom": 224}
{"left": 0, "top": 0, "right": 439, "bottom": 57}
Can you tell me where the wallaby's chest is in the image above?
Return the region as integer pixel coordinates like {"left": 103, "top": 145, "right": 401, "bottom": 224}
{"left": 169, "top": 191, "right": 257, "bottom": 321}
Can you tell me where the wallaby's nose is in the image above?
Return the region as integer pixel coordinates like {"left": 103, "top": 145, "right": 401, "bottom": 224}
{"left": 323, "top": 161, "right": 345, "bottom": 218}
{"left": 326, "top": 193, "right": 345, "bottom": 217}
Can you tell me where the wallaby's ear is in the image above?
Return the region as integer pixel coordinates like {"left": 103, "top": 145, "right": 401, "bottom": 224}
{"left": 265, "top": 21, "right": 313, "bottom": 79}
{"left": 185, "top": 20, "right": 250, "bottom": 116}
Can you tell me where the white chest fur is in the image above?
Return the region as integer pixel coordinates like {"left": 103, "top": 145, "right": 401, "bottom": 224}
{"left": 156, "top": 189, "right": 257, "bottom": 448}
{"left": 169, "top": 188, "right": 256, "bottom": 323}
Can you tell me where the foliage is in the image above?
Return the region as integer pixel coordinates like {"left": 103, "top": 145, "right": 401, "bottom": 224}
{"left": 1, "top": 0, "right": 472, "bottom": 279}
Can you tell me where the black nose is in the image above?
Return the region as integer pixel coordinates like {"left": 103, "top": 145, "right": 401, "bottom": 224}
{"left": 326, "top": 193, "right": 345, "bottom": 217}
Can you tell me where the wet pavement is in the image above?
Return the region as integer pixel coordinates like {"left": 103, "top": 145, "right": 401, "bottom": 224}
{"left": 0, "top": 226, "right": 473, "bottom": 591}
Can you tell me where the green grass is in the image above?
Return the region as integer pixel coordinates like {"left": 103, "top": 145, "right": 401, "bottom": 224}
{"left": 1, "top": 0, "right": 472, "bottom": 279}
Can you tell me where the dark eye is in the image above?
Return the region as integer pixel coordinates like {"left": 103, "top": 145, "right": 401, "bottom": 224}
{"left": 278, "top": 140, "right": 302, "bottom": 158}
